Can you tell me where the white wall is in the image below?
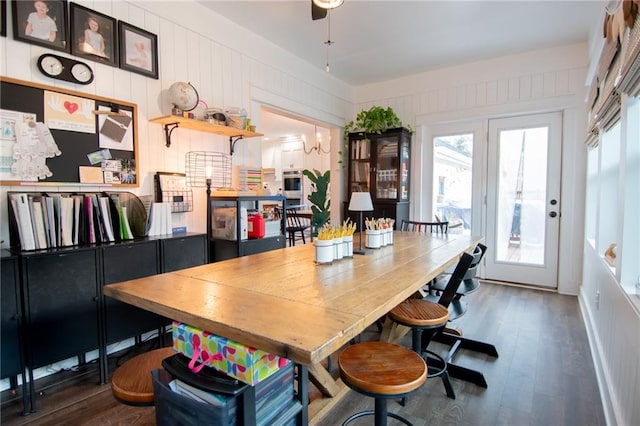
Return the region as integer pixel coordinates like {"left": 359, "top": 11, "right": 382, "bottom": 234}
{"left": 581, "top": 244, "right": 640, "bottom": 425}
{"left": 0, "top": 0, "right": 352, "bottom": 244}
{"left": 349, "top": 43, "right": 590, "bottom": 295}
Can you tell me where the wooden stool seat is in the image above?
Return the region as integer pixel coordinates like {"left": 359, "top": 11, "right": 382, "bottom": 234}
{"left": 339, "top": 341, "right": 427, "bottom": 425}
{"left": 388, "top": 298, "right": 449, "bottom": 327}
{"left": 388, "top": 298, "right": 455, "bottom": 399}
{"left": 111, "top": 347, "right": 175, "bottom": 406}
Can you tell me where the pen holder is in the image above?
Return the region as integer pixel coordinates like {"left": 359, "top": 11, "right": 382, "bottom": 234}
{"left": 333, "top": 236, "right": 344, "bottom": 260}
{"left": 366, "top": 229, "right": 381, "bottom": 249}
{"left": 343, "top": 235, "right": 353, "bottom": 258}
{"left": 315, "top": 239, "right": 334, "bottom": 264}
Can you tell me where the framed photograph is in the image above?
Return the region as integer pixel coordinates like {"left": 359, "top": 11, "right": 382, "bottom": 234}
{"left": 70, "top": 2, "right": 117, "bottom": 67}
{"left": 11, "top": 0, "right": 69, "bottom": 51}
{"left": 1, "top": 0, "right": 7, "bottom": 37}
{"left": 118, "top": 21, "right": 158, "bottom": 79}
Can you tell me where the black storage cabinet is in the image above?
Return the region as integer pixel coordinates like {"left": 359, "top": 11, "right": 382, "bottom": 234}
{"left": 1, "top": 251, "right": 28, "bottom": 415}
{"left": 102, "top": 240, "right": 163, "bottom": 345}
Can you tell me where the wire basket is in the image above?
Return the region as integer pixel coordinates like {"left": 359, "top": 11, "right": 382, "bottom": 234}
{"left": 185, "top": 151, "right": 231, "bottom": 188}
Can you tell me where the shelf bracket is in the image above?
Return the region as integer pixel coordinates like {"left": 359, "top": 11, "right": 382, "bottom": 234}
{"left": 163, "top": 123, "right": 180, "bottom": 148}
{"left": 229, "top": 135, "right": 244, "bottom": 155}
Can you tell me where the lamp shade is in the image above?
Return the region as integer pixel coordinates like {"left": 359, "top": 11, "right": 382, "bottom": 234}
{"left": 348, "top": 192, "right": 374, "bottom": 211}
{"left": 313, "top": 0, "right": 344, "bottom": 9}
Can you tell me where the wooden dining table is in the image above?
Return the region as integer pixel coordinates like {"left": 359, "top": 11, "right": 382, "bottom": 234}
{"left": 104, "top": 231, "right": 482, "bottom": 425}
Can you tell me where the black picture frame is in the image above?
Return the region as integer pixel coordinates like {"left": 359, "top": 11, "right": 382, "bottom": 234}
{"left": 1, "top": 0, "right": 7, "bottom": 37}
{"left": 70, "top": 2, "right": 117, "bottom": 67}
{"left": 11, "top": 0, "right": 69, "bottom": 52}
{"left": 118, "top": 21, "right": 158, "bottom": 79}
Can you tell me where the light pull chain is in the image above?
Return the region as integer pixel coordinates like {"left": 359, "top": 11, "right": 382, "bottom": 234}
{"left": 324, "top": 8, "right": 334, "bottom": 72}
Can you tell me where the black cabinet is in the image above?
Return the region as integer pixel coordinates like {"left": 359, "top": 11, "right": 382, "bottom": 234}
{"left": 160, "top": 233, "right": 207, "bottom": 272}
{"left": 102, "top": 240, "right": 163, "bottom": 345}
{"left": 1, "top": 251, "right": 28, "bottom": 415}
{"left": 1, "top": 252, "right": 22, "bottom": 380}
{"left": 9, "top": 232, "right": 206, "bottom": 412}
{"left": 208, "top": 196, "right": 286, "bottom": 262}
{"left": 346, "top": 127, "right": 411, "bottom": 227}
{"left": 21, "top": 248, "right": 101, "bottom": 370}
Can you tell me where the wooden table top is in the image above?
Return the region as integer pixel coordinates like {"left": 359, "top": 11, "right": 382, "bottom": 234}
{"left": 104, "top": 232, "right": 481, "bottom": 366}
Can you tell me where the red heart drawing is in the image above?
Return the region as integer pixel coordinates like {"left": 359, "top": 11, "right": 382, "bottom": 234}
{"left": 64, "top": 101, "right": 78, "bottom": 114}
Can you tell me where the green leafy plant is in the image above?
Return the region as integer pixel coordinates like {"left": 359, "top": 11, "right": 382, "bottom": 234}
{"left": 340, "top": 106, "right": 413, "bottom": 164}
{"left": 303, "top": 168, "right": 330, "bottom": 235}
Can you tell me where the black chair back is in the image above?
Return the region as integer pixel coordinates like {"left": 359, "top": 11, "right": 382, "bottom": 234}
{"left": 436, "top": 246, "right": 483, "bottom": 309}
{"left": 400, "top": 220, "right": 448, "bottom": 234}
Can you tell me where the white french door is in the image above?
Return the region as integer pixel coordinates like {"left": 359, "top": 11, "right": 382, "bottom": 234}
{"left": 484, "top": 112, "right": 562, "bottom": 287}
{"left": 425, "top": 122, "right": 484, "bottom": 237}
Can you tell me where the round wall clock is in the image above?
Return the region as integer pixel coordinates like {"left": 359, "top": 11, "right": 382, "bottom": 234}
{"left": 36, "top": 54, "right": 94, "bottom": 85}
{"left": 71, "top": 63, "right": 94, "bottom": 84}
{"left": 38, "top": 55, "right": 64, "bottom": 78}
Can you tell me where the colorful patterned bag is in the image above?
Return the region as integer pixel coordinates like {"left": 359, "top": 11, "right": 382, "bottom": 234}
{"left": 172, "top": 321, "right": 290, "bottom": 385}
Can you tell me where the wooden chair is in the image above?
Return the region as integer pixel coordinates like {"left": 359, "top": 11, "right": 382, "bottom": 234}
{"left": 338, "top": 341, "right": 427, "bottom": 426}
{"left": 285, "top": 207, "right": 311, "bottom": 246}
{"left": 388, "top": 251, "right": 476, "bottom": 400}
{"left": 111, "top": 347, "right": 175, "bottom": 406}
{"left": 400, "top": 219, "right": 448, "bottom": 235}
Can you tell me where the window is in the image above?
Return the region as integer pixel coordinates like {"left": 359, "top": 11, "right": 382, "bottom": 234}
{"left": 432, "top": 134, "right": 473, "bottom": 234}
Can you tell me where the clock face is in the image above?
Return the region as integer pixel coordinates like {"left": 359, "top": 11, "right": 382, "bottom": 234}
{"left": 36, "top": 54, "right": 94, "bottom": 84}
{"left": 71, "top": 63, "right": 94, "bottom": 84}
{"left": 39, "top": 55, "right": 64, "bottom": 77}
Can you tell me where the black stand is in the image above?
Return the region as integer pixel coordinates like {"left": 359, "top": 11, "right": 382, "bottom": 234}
{"left": 353, "top": 210, "right": 371, "bottom": 255}
{"left": 205, "top": 178, "right": 211, "bottom": 263}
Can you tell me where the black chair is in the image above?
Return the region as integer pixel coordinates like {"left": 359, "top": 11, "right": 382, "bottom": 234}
{"left": 388, "top": 249, "right": 479, "bottom": 399}
{"left": 425, "top": 243, "right": 498, "bottom": 388}
{"left": 285, "top": 207, "right": 311, "bottom": 246}
{"left": 400, "top": 219, "right": 448, "bottom": 235}
{"left": 428, "top": 243, "right": 487, "bottom": 318}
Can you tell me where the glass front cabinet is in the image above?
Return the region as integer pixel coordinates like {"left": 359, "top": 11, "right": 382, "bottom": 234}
{"left": 346, "top": 127, "right": 411, "bottom": 226}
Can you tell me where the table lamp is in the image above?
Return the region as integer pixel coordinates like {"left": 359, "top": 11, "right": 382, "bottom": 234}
{"left": 348, "top": 191, "right": 374, "bottom": 255}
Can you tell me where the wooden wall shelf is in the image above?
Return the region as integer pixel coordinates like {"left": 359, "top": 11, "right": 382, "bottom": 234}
{"left": 149, "top": 115, "right": 263, "bottom": 153}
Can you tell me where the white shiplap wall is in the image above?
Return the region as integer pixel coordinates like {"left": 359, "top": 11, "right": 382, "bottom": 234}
{"left": 345, "top": 42, "right": 590, "bottom": 297}
{"left": 0, "top": 0, "right": 352, "bottom": 243}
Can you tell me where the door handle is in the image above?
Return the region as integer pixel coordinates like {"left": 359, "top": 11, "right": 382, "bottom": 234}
{"left": 549, "top": 211, "right": 557, "bottom": 218}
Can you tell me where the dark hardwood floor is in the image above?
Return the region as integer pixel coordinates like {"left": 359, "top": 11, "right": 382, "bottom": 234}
{"left": 1, "top": 282, "right": 606, "bottom": 425}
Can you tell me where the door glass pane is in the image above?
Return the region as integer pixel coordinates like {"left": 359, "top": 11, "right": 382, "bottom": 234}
{"left": 495, "top": 127, "right": 548, "bottom": 265}
{"left": 376, "top": 137, "right": 398, "bottom": 199}
{"left": 433, "top": 134, "right": 473, "bottom": 234}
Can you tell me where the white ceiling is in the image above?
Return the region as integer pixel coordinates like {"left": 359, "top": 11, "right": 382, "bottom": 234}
{"left": 200, "top": 0, "right": 605, "bottom": 139}
{"left": 201, "top": 0, "right": 605, "bottom": 86}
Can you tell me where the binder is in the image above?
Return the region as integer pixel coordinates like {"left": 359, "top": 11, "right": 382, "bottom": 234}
{"left": 10, "top": 194, "right": 35, "bottom": 251}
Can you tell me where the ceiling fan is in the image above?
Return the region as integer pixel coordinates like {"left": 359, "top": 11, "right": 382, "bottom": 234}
{"left": 311, "top": 0, "right": 344, "bottom": 20}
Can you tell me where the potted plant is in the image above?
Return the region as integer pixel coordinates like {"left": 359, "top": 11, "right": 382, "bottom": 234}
{"left": 341, "top": 105, "right": 413, "bottom": 164}
{"left": 303, "top": 168, "right": 330, "bottom": 235}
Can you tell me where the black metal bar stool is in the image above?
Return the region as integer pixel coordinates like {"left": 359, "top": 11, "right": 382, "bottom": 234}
{"left": 338, "top": 341, "right": 427, "bottom": 426}
{"left": 388, "top": 297, "right": 455, "bottom": 399}
{"left": 388, "top": 251, "right": 476, "bottom": 400}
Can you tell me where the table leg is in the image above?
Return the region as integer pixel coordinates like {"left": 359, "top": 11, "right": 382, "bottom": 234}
{"left": 379, "top": 316, "right": 411, "bottom": 344}
{"left": 308, "top": 362, "right": 341, "bottom": 397}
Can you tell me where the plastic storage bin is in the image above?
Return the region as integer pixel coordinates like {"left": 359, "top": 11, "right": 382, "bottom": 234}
{"left": 153, "top": 368, "right": 237, "bottom": 426}
{"left": 152, "top": 358, "right": 297, "bottom": 426}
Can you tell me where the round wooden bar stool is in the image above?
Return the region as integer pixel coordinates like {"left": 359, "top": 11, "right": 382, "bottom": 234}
{"left": 388, "top": 298, "right": 455, "bottom": 399}
{"left": 111, "top": 347, "right": 175, "bottom": 406}
{"left": 338, "top": 341, "right": 427, "bottom": 426}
